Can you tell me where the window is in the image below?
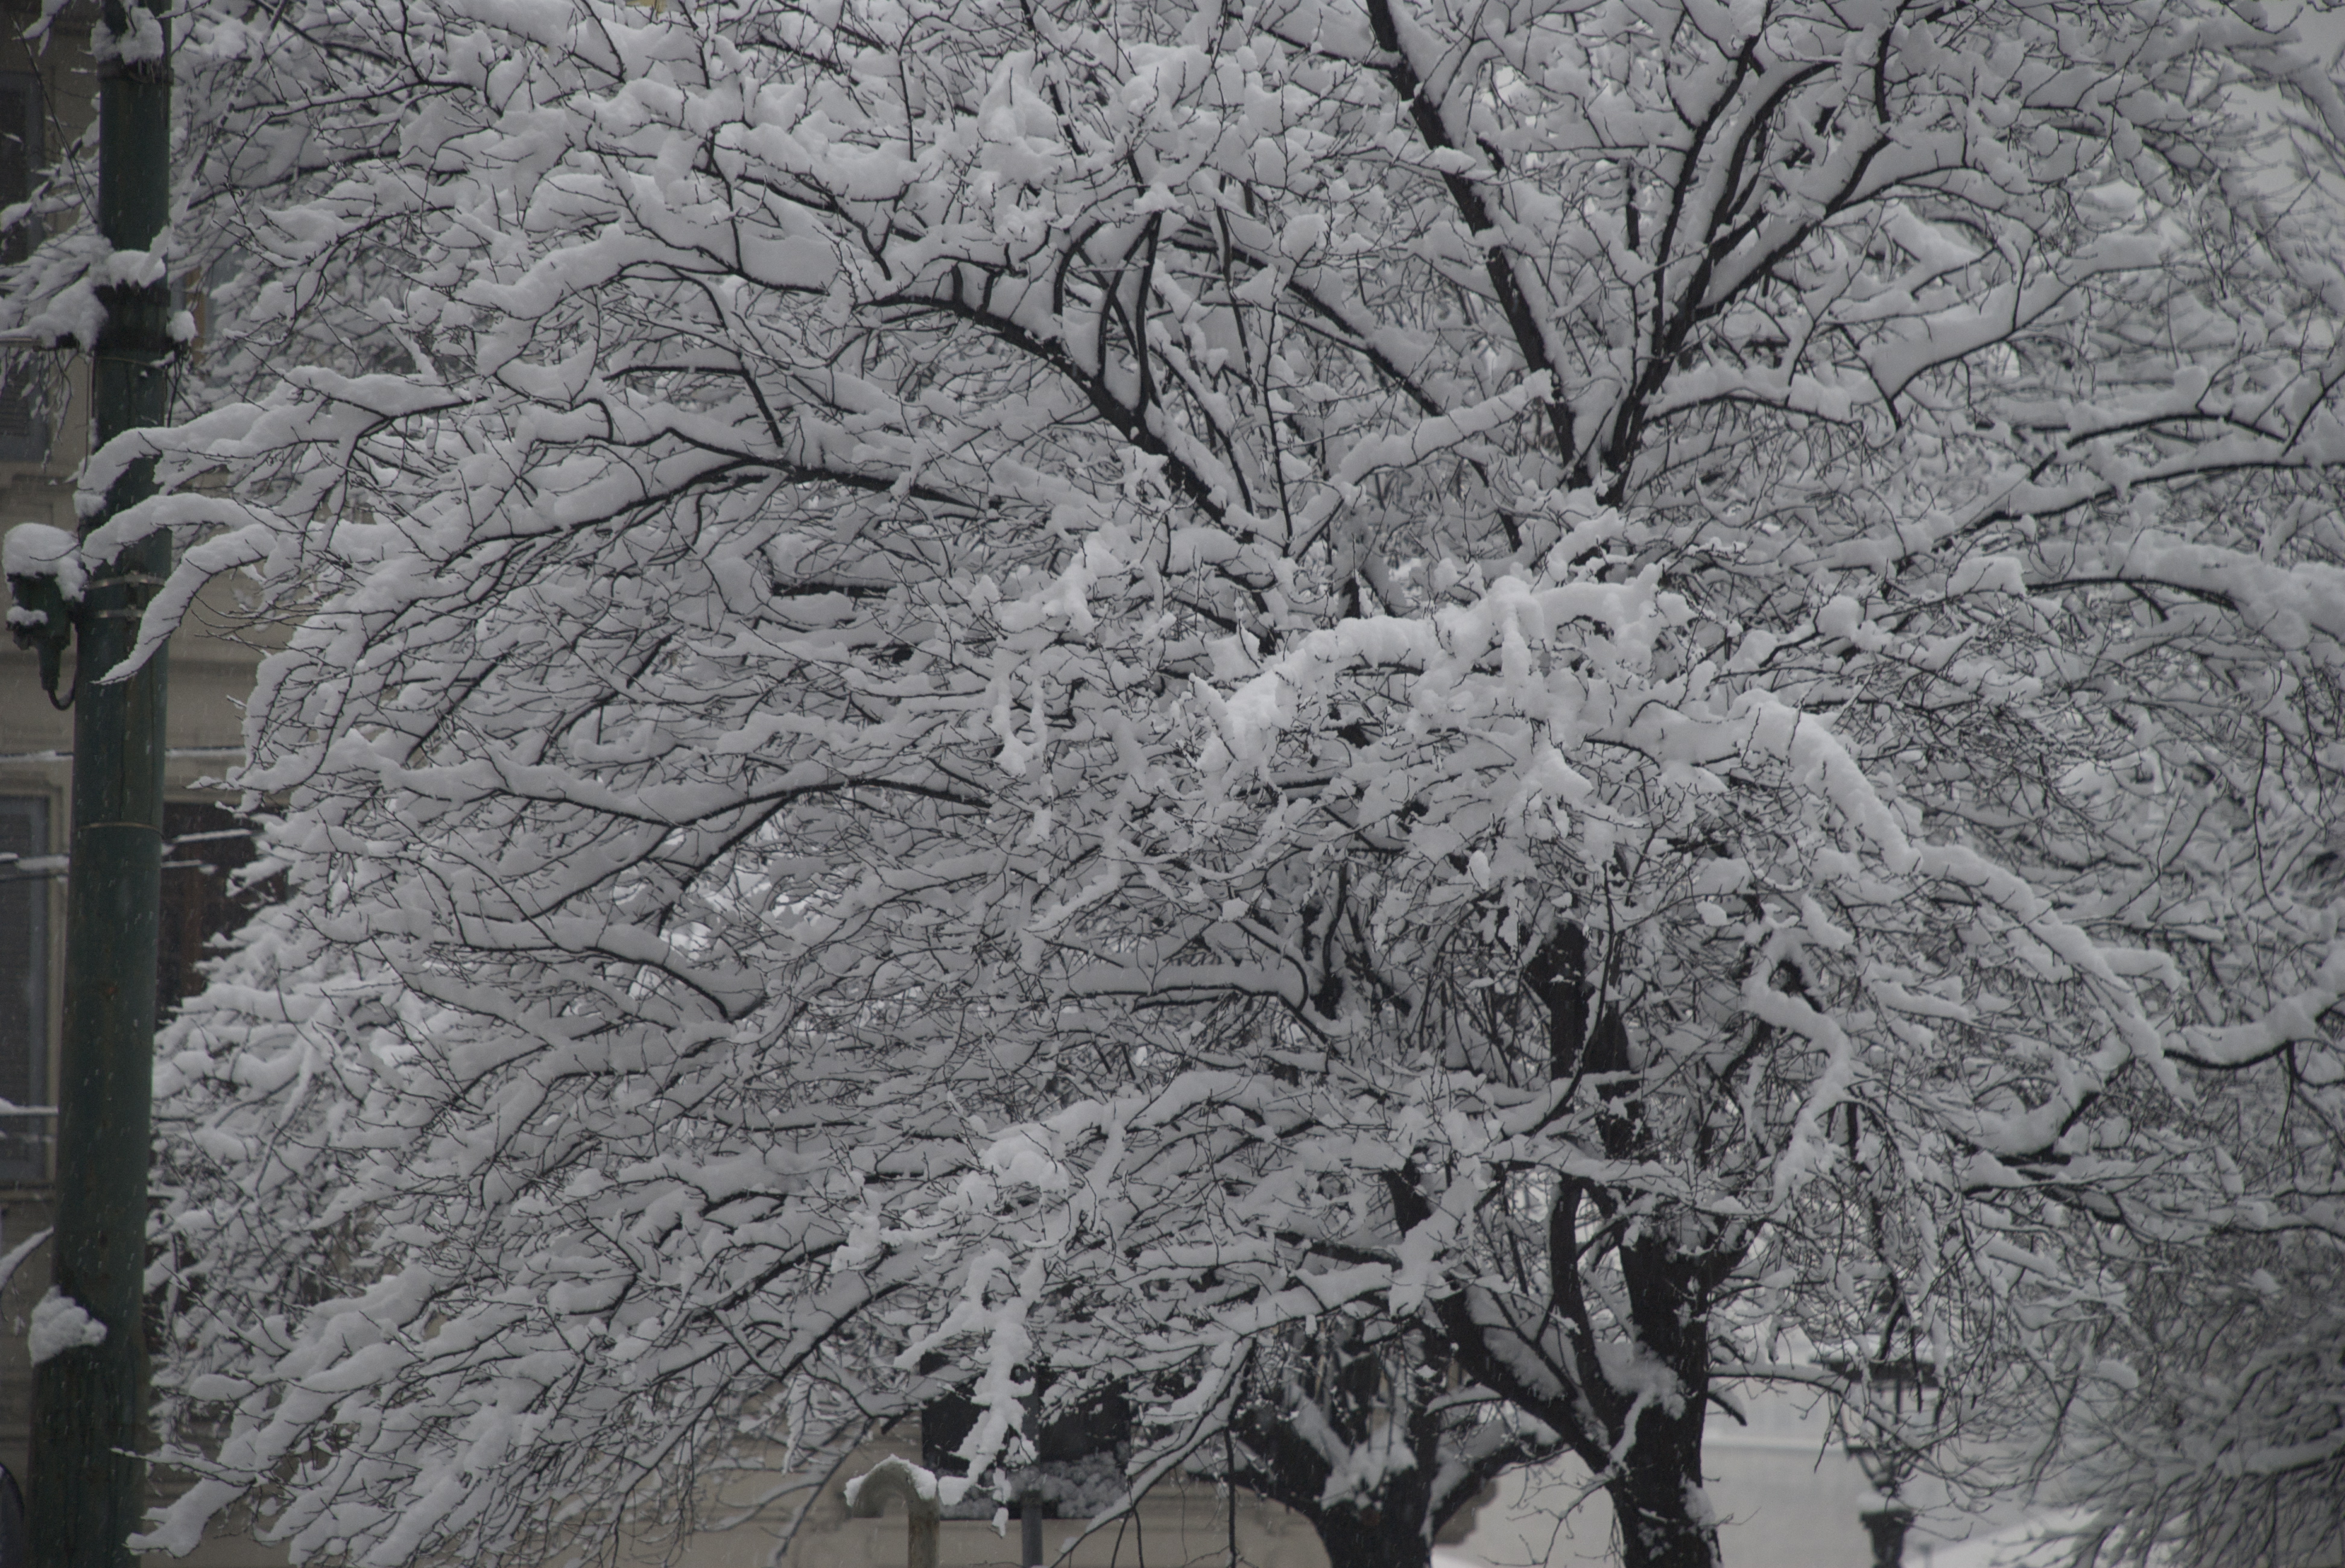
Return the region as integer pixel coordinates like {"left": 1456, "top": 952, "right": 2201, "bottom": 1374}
{"left": 0, "top": 797, "right": 48, "bottom": 1180}
{"left": 160, "top": 801, "right": 277, "bottom": 1013}
{"left": 0, "top": 69, "right": 44, "bottom": 462}
{"left": 0, "top": 799, "right": 275, "bottom": 1184}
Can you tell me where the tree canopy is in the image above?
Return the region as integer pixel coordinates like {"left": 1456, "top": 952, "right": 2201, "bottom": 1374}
{"left": 5, "top": 0, "right": 2343, "bottom": 1564}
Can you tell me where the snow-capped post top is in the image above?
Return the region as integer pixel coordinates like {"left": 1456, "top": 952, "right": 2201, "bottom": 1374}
{"left": 844, "top": 1453, "right": 940, "bottom": 1511}
{"left": 91, "top": 1, "right": 166, "bottom": 67}
{"left": 844, "top": 1456, "right": 940, "bottom": 1568}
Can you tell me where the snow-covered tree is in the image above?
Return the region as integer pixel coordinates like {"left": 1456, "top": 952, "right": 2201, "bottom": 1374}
{"left": 2028, "top": 847, "right": 2345, "bottom": 1568}
{"left": 2048, "top": 1229, "right": 2345, "bottom": 1568}
{"left": 10, "top": 0, "right": 2345, "bottom": 1564}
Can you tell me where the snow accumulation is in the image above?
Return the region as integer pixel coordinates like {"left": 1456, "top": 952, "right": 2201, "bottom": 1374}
{"left": 843, "top": 1455, "right": 941, "bottom": 1511}
{"left": 28, "top": 1288, "right": 107, "bottom": 1365}
{"left": 2, "top": 522, "right": 84, "bottom": 610}
{"left": 1916, "top": 1511, "right": 2097, "bottom": 1568}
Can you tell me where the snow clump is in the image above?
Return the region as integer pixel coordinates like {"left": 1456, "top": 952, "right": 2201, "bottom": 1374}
{"left": 28, "top": 1288, "right": 107, "bottom": 1365}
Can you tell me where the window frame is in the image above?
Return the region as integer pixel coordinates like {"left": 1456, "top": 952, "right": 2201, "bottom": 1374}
{"left": 0, "top": 794, "right": 52, "bottom": 1183}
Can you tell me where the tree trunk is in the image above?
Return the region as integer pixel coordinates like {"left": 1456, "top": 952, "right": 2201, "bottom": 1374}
{"left": 1608, "top": 1419, "right": 1723, "bottom": 1568}
{"left": 1310, "top": 1510, "right": 1434, "bottom": 1568}
{"left": 1602, "top": 1368, "right": 1723, "bottom": 1568}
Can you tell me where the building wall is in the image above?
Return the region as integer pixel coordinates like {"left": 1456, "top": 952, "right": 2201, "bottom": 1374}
{"left": 1454, "top": 1388, "right": 2034, "bottom": 1568}
{"left": 752, "top": 1433, "right": 1335, "bottom": 1568}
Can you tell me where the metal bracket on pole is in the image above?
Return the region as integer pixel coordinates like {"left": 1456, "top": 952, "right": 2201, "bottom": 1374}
{"left": 2, "top": 567, "right": 75, "bottom": 706}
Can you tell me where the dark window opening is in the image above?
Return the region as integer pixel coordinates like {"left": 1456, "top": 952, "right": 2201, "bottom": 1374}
{"left": 920, "top": 1373, "right": 1134, "bottom": 1520}
{"left": 159, "top": 801, "right": 281, "bottom": 1014}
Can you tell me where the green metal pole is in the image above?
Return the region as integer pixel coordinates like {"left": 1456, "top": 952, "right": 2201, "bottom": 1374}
{"left": 29, "top": 0, "right": 173, "bottom": 1561}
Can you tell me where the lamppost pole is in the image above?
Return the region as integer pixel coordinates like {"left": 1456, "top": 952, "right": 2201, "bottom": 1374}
{"left": 1859, "top": 1497, "right": 1916, "bottom": 1568}
{"left": 1834, "top": 1348, "right": 1936, "bottom": 1568}
{"left": 22, "top": 0, "right": 176, "bottom": 1560}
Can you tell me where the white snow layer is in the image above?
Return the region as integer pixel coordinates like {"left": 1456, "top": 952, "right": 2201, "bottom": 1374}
{"left": 28, "top": 1288, "right": 107, "bottom": 1365}
{"left": 2, "top": 523, "right": 84, "bottom": 603}
{"left": 843, "top": 1455, "right": 940, "bottom": 1511}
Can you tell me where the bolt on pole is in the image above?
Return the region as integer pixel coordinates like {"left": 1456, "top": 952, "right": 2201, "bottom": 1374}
{"left": 28, "top": 0, "right": 174, "bottom": 1560}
